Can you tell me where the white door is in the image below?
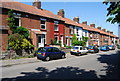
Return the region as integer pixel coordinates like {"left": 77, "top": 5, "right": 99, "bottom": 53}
{"left": 61, "top": 36, "right": 64, "bottom": 47}
{"left": 38, "top": 35, "right": 44, "bottom": 48}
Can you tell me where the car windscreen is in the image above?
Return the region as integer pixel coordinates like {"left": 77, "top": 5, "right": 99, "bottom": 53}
{"left": 101, "top": 46, "right": 106, "bottom": 49}
{"left": 108, "top": 45, "right": 112, "bottom": 47}
{"left": 88, "top": 46, "right": 93, "bottom": 49}
{"left": 38, "top": 47, "right": 47, "bottom": 52}
{"left": 73, "top": 47, "right": 79, "bottom": 50}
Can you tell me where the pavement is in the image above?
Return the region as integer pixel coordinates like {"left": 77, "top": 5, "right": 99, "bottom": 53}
{"left": 0, "top": 57, "right": 39, "bottom": 67}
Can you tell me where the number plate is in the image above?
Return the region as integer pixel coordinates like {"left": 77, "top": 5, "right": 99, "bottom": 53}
{"left": 38, "top": 53, "right": 41, "bottom": 54}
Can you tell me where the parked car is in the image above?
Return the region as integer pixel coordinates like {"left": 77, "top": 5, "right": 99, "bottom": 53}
{"left": 108, "top": 45, "right": 115, "bottom": 50}
{"left": 87, "top": 46, "right": 99, "bottom": 53}
{"left": 37, "top": 47, "right": 66, "bottom": 61}
{"left": 100, "top": 45, "right": 109, "bottom": 51}
{"left": 70, "top": 46, "right": 88, "bottom": 56}
{"left": 117, "top": 45, "right": 120, "bottom": 49}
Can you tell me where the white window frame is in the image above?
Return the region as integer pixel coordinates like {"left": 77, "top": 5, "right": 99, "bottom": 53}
{"left": 70, "top": 26, "right": 73, "bottom": 34}
{"left": 66, "top": 37, "right": 68, "bottom": 46}
{"left": 40, "top": 18, "right": 46, "bottom": 30}
{"left": 13, "top": 12, "right": 21, "bottom": 27}
{"left": 54, "top": 21, "right": 59, "bottom": 31}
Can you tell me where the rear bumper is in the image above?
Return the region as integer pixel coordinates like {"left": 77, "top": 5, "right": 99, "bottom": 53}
{"left": 70, "top": 51, "right": 80, "bottom": 55}
{"left": 37, "top": 54, "right": 46, "bottom": 60}
{"left": 100, "top": 49, "right": 109, "bottom": 51}
{"left": 88, "top": 50, "right": 94, "bottom": 53}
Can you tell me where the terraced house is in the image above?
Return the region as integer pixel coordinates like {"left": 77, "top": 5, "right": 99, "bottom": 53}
{"left": 0, "top": 0, "right": 118, "bottom": 51}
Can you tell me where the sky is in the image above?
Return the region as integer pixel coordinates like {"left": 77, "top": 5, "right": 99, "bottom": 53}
{"left": 21, "top": 1, "right": 118, "bottom": 36}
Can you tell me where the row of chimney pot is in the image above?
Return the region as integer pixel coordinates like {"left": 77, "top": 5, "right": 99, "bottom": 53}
{"left": 33, "top": 0, "right": 114, "bottom": 35}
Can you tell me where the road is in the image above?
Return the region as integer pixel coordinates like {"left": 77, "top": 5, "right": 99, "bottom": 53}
{"left": 1, "top": 49, "right": 120, "bottom": 80}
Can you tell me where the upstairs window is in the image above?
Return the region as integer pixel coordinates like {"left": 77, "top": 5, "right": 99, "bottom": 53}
{"left": 96, "top": 33, "right": 98, "bottom": 38}
{"left": 76, "top": 28, "right": 79, "bottom": 36}
{"left": 70, "top": 26, "right": 73, "bottom": 34}
{"left": 13, "top": 12, "right": 21, "bottom": 27}
{"left": 90, "top": 32, "right": 92, "bottom": 38}
{"left": 54, "top": 21, "right": 59, "bottom": 31}
{"left": 40, "top": 18, "right": 46, "bottom": 29}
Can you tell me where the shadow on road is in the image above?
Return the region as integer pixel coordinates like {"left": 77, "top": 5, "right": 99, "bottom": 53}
{"left": 2, "top": 66, "right": 98, "bottom": 81}
{"left": 97, "top": 50, "right": 120, "bottom": 79}
{"left": 2, "top": 50, "right": 120, "bottom": 81}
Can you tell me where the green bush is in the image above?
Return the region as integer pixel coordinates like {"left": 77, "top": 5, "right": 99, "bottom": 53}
{"left": 21, "top": 39, "right": 34, "bottom": 49}
{"left": 8, "top": 33, "right": 23, "bottom": 50}
{"left": 14, "top": 26, "right": 30, "bottom": 38}
{"left": 65, "top": 46, "right": 72, "bottom": 49}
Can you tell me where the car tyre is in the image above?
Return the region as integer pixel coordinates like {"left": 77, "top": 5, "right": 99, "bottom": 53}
{"left": 78, "top": 53, "right": 81, "bottom": 56}
{"left": 37, "top": 56, "right": 40, "bottom": 60}
{"left": 45, "top": 56, "right": 50, "bottom": 61}
{"left": 61, "top": 54, "right": 65, "bottom": 59}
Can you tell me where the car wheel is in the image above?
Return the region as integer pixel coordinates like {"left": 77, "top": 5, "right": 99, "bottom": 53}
{"left": 61, "top": 54, "right": 65, "bottom": 59}
{"left": 45, "top": 56, "right": 50, "bottom": 61}
{"left": 37, "top": 56, "right": 39, "bottom": 60}
{"left": 78, "top": 53, "right": 81, "bottom": 56}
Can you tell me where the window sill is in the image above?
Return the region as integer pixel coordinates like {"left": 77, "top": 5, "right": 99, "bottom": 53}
{"left": 40, "top": 29, "right": 46, "bottom": 31}
{"left": 54, "top": 30, "right": 59, "bottom": 31}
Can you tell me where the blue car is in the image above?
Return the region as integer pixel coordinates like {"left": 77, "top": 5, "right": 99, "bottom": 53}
{"left": 118, "top": 45, "right": 120, "bottom": 49}
{"left": 37, "top": 47, "right": 66, "bottom": 61}
{"left": 100, "top": 45, "right": 109, "bottom": 51}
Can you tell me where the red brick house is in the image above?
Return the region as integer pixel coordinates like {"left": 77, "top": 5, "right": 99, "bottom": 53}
{"left": 0, "top": 1, "right": 65, "bottom": 51}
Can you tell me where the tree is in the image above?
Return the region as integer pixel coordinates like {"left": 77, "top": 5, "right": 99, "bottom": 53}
{"left": 72, "top": 34, "right": 78, "bottom": 46}
{"left": 103, "top": 1, "right": 120, "bottom": 24}
{"left": 72, "top": 34, "right": 88, "bottom": 46}
{"left": 103, "top": 1, "right": 120, "bottom": 44}
{"left": 82, "top": 36, "right": 89, "bottom": 42}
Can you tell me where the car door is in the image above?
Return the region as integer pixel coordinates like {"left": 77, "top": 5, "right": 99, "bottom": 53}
{"left": 80, "top": 47, "right": 84, "bottom": 54}
{"left": 47, "top": 48, "right": 53, "bottom": 58}
{"left": 52, "top": 47, "right": 61, "bottom": 58}
{"left": 83, "top": 47, "right": 87, "bottom": 54}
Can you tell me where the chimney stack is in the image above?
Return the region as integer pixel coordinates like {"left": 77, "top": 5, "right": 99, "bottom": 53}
{"left": 57, "top": 9, "right": 65, "bottom": 18}
{"left": 110, "top": 31, "right": 113, "bottom": 34}
{"left": 33, "top": 0, "right": 41, "bottom": 9}
{"left": 73, "top": 16, "right": 79, "bottom": 23}
{"left": 82, "top": 21, "right": 87, "bottom": 25}
{"left": 90, "top": 23, "right": 95, "bottom": 28}
{"left": 102, "top": 29, "right": 106, "bottom": 32}
{"left": 97, "top": 27, "right": 101, "bottom": 30}
{"left": 107, "top": 30, "right": 110, "bottom": 33}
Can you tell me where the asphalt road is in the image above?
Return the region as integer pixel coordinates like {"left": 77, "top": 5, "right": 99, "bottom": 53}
{"left": 1, "top": 49, "right": 120, "bottom": 80}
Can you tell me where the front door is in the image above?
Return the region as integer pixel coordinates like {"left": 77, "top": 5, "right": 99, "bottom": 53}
{"left": 38, "top": 35, "right": 45, "bottom": 48}
{"left": 61, "top": 36, "right": 64, "bottom": 47}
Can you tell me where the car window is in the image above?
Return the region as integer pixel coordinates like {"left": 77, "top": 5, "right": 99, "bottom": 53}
{"left": 53, "top": 47, "right": 60, "bottom": 52}
{"left": 47, "top": 48, "right": 53, "bottom": 52}
{"left": 83, "top": 47, "right": 86, "bottom": 50}
{"left": 38, "top": 47, "right": 46, "bottom": 52}
{"left": 80, "top": 47, "right": 82, "bottom": 50}
{"left": 73, "top": 47, "right": 79, "bottom": 50}
{"left": 88, "top": 46, "right": 93, "bottom": 49}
